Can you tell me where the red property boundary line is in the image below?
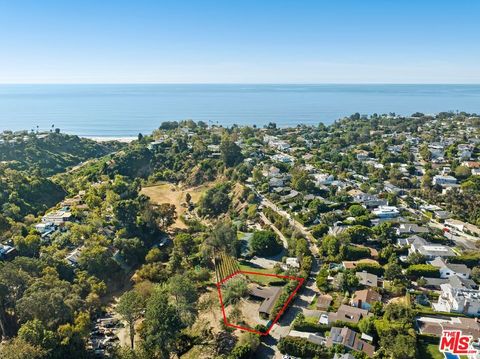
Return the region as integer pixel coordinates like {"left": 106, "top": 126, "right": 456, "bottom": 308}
{"left": 216, "top": 270, "right": 305, "bottom": 336}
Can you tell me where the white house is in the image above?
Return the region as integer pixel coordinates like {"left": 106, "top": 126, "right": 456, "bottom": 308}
{"left": 373, "top": 206, "right": 399, "bottom": 219}
{"left": 35, "top": 222, "right": 55, "bottom": 234}
{"left": 285, "top": 257, "right": 300, "bottom": 269}
{"left": 432, "top": 175, "right": 457, "bottom": 186}
{"left": 409, "top": 237, "right": 456, "bottom": 260}
{"left": 429, "top": 257, "right": 471, "bottom": 279}
{"left": 434, "top": 283, "right": 480, "bottom": 316}
{"left": 313, "top": 173, "right": 334, "bottom": 186}
{"left": 42, "top": 210, "right": 73, "bottom": 225}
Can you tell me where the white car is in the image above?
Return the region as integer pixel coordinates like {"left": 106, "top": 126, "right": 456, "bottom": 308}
{"left": 319, "top": 313, "right": 329, "bottom": 325}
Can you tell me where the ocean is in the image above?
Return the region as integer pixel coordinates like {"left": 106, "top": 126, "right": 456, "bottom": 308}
{"left": 0, "top": 84, "right": 479, "bottom": 137}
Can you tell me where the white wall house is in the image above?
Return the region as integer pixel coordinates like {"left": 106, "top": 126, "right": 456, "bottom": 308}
{"left": 372, "top": 206, "right": 399, "bottom": 219}
{"left": 434, "top": 283, "right": 480, "bottom": 316}
{"left": 430, "top": 257, "right": 471, "bottom": 279}
{"left": 432, "top": 175, "right": 457, "bottom": 186}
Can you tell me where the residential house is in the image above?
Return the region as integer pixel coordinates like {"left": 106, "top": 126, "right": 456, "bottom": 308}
{"left": 285, "top": 257, "right": 300, "bottom": 269}
{"left": 313, "top": 173, "right": 334, "bottom": 186}
{"left": 351, "top": 289, "right": 382, "bottom": 310}
{"left": 35, "top": 222, "right": 55, "bottom": 234}
{"left": 0, "top": 244, "right": 16, "bottom": 260}
{"left": 327, "top": 304, "right": 371, "bottom": 325}
{"left": 248, "top": 285, "right": 282, "bottom": 317}
{"left": 432, "top": 175, "right": 457, "bottom": 187}
{"left": 288, "top": 330, "right": 325, "bottom": 346}
{"left": 397, "top": 234, "right": 423, "bottom": 248}
{"left": 409, "top": 237, "right": 456, "bottom": 260}
{"left": 268, "top": 177, "right": 284, "bottom": 188}
{"left": 373, "top": 206, "right": 400, "bottom": 219}
{"left": 396, "top": 223, "right": 429, "bottom": 236}
{"left": 42, "top": 209, "right": 73, "bottom": 225}
{"left": 264, "top": 166, "right": 281, "bottom": 178}
{"left": 353, "top": 193, "right": 387, "bottom": 209}
{"left": 434, "top": 210, "right": 451, "bottom": 220}
{"left": 422, "top": 275, "right": 477, "bottom": 291}
{"left": 333, "top": 354, "right": 356, "bottom": 359}
{"left": 462, "top": 161, "right": 480, "bottom": 169}
{"left": 65, "top": 247, "right": 83, "bottom": 267}
{"left": 429, "top": 257, "right": 471, "bottom": 279}
{"left": 356, "top": 271, "right": 378, "bottom": 288}
{"left": 326, "top": 326, "right": 375, "bottom": 357}
{"left": 384, "top": 182, "right": 404, "bottom": 195}
{"left": 316, "top": 294, "right": 333, "bottom": 311}
{"left": 271, "top": 153, "right": 294, "bottom": 163}
{"left": 445, "top": 219, "right": 480, "bottom": 237}
{"left": 356, "top": 150, "right": 369, "bottom": 161}
{"left": 433, "top": 283, "right": 480, "bottom": 316}
{"left": 417, "top": 316, "right": 480, "bottom": 339}
{"left": 342, "top": 259, "right": 379, "bottom": 271}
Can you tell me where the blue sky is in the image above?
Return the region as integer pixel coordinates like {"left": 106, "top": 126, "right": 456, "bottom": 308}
{"left": 0, "top": 0, "right": 479, "bottom": 83}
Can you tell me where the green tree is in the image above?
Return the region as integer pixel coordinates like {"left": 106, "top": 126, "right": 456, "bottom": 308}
{"left": 250, "top": 230, "right": 283, "bottom": 256}
{"left": 316, "top": 266, "right": 329, "bottom": 291}
{"left": 311, "top": 224, "right": 329, "bottom": 239}
{"left": 358, "top": 315, "right": 375, "bottom": 335}
{"left": 384, "top": 261, "right": 403, "bottom": 280}
{"left": 205, "top": 221, "right": 238, "bottom": 257}
{"left": 198, "top": 183, "right": 232, "bottom": 217}
{"left": 17, "top": 319, "right": 56, "bottom": 350}
{"left": 220, "top": 137, "right": 243, "bottom": 167}
{"left": 140, "top": 287, "right": 183, "bottom": 359}
{"left": 167, "top": 275, "right": 199, "bottom": 326}
{"left": 157, "top": 203, "right": 177, "bottom": 230}
{"left": 455, "top": 165, "right": 472, "bottom": 180}
{"left": 117, "top": 290, "right": 145, "bottom": 349}
{"left": 14, "top": 234, "right": 41, "bottom": 257}
{"left": 0, "top": 337, "right": 47, "bottom": 359}
{"left": 348, "top": 204, "right": 368, "bottom": 217}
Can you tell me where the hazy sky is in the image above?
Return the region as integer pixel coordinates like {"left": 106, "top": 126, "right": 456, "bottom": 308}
{"left": 1, "top": 0, "right": 479, "bottom": 84}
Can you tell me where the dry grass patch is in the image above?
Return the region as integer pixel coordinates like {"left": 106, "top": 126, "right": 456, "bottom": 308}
{"left": 141, "top": 182, "right": 214, "bottom": 229}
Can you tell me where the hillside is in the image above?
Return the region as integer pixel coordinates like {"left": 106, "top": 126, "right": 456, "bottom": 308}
{"left": 0, "top": 131, "right": 124, "bottom": 176}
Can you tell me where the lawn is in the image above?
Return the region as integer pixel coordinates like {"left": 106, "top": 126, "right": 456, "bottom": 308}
{"left": 308, "top": 294, "right": 318, "bottom": 309}
{"left": 239, "top": 263, "right": 279, "bottom": 285}
{"left": 417, "top": 341, "right": 443, "bottom": 359}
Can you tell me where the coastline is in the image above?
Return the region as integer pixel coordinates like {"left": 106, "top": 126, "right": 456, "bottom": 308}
{"left": 81, "top": 136, "right": 137, "bottom": 143}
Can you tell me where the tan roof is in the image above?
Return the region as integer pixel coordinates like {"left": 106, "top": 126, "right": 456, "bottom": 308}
{"left": 328, "top": 304, "right": 370, "bottom": 324}
{"left": 352, "top": 289, "right": 382, "bottom": 305}
{"left": 248, "top": 285, "right": 282, "bottom": 315}
{"left": 316, "top": 294, "right": 333, "bottom": 310}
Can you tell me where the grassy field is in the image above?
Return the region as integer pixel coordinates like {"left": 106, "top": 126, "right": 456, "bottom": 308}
{"left": 239, "top": 262, "right": 279, "bottom": 285}
{"left": 417, "top": 341, "right": 443, "bottom": 359}
{"left": 141, "top": 182, "right": 213, "bottom": 229}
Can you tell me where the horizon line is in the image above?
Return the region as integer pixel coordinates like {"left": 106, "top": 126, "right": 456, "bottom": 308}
{"left": 1, "top": 82, "right": 480, "bottom": 86}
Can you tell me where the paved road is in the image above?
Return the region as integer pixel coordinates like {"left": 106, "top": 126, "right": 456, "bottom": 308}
{"left": 428, "top": 219, "right": 477, "bottom": 250}
{"left": 255, "top": 251, "right": 321, "bottom": 358}
{"left": 260, "top": 211, "right": 289, "bottom": 249}
{"left": 257, "top": 192, "right": 319, "bottom": 255}
{"left": 246, "top": 184, "right": 323, "bottom": 357}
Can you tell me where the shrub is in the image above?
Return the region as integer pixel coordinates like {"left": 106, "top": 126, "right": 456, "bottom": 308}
{"left": 277, "top": 336, "right": 329, "bottom": 358}
{"left": 311, "top": 224, "right": 329, "bottom": 239}
{"left": 406, "top": 264, "right": 440, "bottom": 279}
{"left": 345, "top": 245, "right": 371, "bottom": 260}
{"left": 354, "top": 262, "right": 384, "bottom": 276}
